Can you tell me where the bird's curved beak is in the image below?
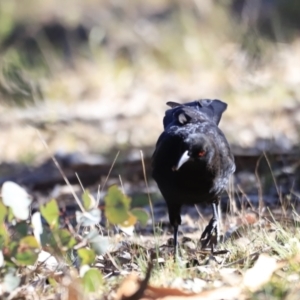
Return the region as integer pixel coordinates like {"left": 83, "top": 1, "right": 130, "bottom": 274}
{"left": 175, "top": 150, "right": 190, "bottom": 170}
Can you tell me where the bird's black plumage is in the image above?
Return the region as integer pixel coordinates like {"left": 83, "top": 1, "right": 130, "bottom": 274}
{"left": 152, "top": 99, "right": 235, "bottom": 255}
{"left": 163, "top": 99, "right": 228, "bottom": 129}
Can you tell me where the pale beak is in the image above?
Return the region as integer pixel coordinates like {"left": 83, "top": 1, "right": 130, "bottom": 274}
{"left": 175, "top": 150, "right": 191, "bottom": 170}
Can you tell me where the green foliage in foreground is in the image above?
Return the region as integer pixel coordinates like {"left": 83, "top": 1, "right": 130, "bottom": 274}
{"left": 0, "top": 181, "right": 149, "bottom": 294}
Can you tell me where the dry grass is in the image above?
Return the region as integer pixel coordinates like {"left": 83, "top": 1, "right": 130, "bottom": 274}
{"left": 4, "top": 208, "right": 300, "bottom": 300}
{"left": 110, "top": 210, "right": 300, "bottom": 299}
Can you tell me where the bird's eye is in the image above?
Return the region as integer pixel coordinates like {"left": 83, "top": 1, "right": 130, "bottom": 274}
{"left": 198, "top": 151, "right": 206, "bottom": 157}
{"left": 178, "top": 113, "right": 187, "bottom": 124}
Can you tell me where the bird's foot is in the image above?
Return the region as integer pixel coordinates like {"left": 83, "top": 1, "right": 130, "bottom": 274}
{"left": 200, "top": 217, "right": 219, "bottom": 250}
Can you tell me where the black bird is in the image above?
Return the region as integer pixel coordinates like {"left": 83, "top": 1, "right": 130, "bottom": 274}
{"left": 152, "top": 99, "right": 235, "bottom": 255}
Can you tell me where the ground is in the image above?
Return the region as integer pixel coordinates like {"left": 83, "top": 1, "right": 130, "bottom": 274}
{"left": 1, "top": 1, "right": 300, "bottom": 299}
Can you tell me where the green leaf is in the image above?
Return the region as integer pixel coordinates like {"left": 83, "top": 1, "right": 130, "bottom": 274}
{"left": 0, "top": 201, "right": 7, "bottom": 224}
{"left": 78, "top": 248, "right": 96, "bottom": 266}
{"left": 20, "top": 236, "right": 40, "bottom": 248}
{"left": 82, "top": 190, "right": 95, "bottom": 210}
{"left": 131, "top": 208, "right": 149, "bottom": 227}
{"left": 82, "top": 268, "right": 103, "bottom": 293}
{"left": 40, "top": 199, "right": 59, "bottom": 229}
{"left": 0, "top": 235, "right": 5, "bottom": 249}
{"left": 50, "top": 229, "right": 76, "bottom": 251}
{"left": 40, "top": 231, "right": 50, "bottom": 248}
{"left": 15, "top": 249, "right": 39, "bottom": 265}
{"left": 104, "top": 185, "right": 131, "bottom": 225}
{"left": 0, "top": 224, "right": 9, "bottom": 249}
{"left": 14, "top": 221, "right": 29, "bottom": 238}
{"left": 119, "top": 213, "right": 137, "bottom": 227}
{"left": 8, "top": 241, "right": 18, "bottom": 254}
{"left": 14, "top": 236, "right": 39, "bottom": 265}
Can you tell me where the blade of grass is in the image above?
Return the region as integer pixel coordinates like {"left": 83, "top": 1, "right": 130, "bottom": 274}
{"left": 37, "top": 130, "right": 85, "bottom": 212}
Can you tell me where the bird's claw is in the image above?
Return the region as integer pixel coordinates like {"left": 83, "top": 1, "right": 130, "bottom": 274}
{"left": 200, "top": 218, "right": 219, "bottom": 250}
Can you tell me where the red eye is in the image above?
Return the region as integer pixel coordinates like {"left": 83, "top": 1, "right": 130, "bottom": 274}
{"left": 198, "top": 151, "right": 206, "bottom": 157}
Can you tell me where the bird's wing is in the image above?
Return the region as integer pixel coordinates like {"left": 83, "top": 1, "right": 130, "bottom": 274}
{"left": 199, "top": 99, "right": 227, "bottom": 125}
{"left": 151, "top": 128, "right": 185, "bottom": 173}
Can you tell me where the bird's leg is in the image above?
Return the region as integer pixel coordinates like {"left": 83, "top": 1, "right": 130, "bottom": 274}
{"left": 173, "top": 223, "right": 179, "bottom": 259}
{"left": 168, "top": 204, "right": 181, "bottom": 261}
{"left": 200, "top": 201, "right": 220, "bottom": 250}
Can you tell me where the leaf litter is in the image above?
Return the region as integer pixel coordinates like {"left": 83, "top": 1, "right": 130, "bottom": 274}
{"left": 1, "top": 177, "right": 300, "bottom": 299}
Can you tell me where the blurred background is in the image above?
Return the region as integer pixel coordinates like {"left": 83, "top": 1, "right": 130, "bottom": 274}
{"left": 1, "top": 0, "right": 300, "bottom": 205}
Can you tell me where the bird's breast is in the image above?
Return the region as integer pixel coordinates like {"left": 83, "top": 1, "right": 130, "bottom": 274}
{"left": 174, "top": 162, "right": 214, "bottom": 191}
{"left": 153, "top": 160, "right": 216, "bottom": 204}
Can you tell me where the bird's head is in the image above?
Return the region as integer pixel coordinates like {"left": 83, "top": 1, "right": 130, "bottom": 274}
{"left": 175, "top": 134, "right": 215, "bottom": 170}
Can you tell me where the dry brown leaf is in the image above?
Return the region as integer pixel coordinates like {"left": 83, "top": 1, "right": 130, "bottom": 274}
{"left": 54, "top": 269, "right": 84, "bottom": 300}
{"left": 145, "top": 284, "right": 195, "bottom": 298}
{"left": 238, "top": 213, "right": 258, "bottom": 226}
{"left": 115, "top": 273, "right": 241, "bottom": 300}
{"left": 67, "top": 280, "right": 84, "bottom": 300}
{"left": 115, "top": 273, "right": 141, "bottom": 299}
{"left": 243, "top": 254, "right": 278, "bottom": 292}
{"left": 147, "top": 285, "right": 241, "bottom": 300}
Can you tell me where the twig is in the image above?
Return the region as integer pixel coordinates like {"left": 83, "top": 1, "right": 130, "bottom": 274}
{"left": 255, "top": 154, "right": 264, "bottom": 219}
{"left": 101, "top": 151, "right": 120, "bottom": 191}
{"left": 37, "top": 130, "right": 85, "bottom": 212}
{"left": 75, "top": 172, "right": 85, "bottom": 192}
{"left": 122, "top": 262, "right": 153, "bottom": 300}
